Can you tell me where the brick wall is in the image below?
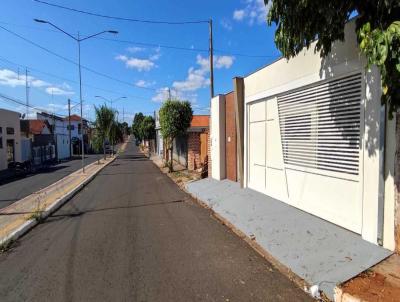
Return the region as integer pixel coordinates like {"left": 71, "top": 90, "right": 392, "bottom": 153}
{"left": 188, "top": 132, "right": 201, "bottom": 171}
{"left": 225, "top": 92, "right": 237, "bottom": 182}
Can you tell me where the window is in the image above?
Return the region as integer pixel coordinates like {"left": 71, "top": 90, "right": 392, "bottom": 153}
{"left": 6, "top": 127, "right": 14, "bottom": 135}
{"left": 78, "top": 123, "right": 82, "bottom": 135}
{"left": 67, "top": 125, "right": 75, "bottom": 131}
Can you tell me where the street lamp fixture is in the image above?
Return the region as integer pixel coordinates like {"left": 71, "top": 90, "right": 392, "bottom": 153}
{"left": 95, "top": 96, "right": 127, "bottom": 110}
{"left": 34, "top": 18, "right": 118, "bottom": 173}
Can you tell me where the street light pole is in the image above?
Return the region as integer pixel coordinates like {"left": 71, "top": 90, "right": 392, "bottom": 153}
{"left": 77, "top": 32, "right": 85, "bottom": 172}
{"left": 34, "top": 19, "right": 118, "bottom": 173}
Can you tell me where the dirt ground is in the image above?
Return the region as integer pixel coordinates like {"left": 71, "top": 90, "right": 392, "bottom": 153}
{"left": 340, "top": 255, "right": 400, "bottom": 302}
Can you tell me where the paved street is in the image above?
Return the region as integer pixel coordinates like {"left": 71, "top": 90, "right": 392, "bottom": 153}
{"left": 0, "top": 154, "right": 100, "bottom": 210}
{"left": 0, "top": 141, "right": 312, "bottom": 302}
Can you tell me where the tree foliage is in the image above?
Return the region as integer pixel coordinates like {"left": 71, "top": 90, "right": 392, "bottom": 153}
{"left": 131, "top": 113, "right": 155, "bottom": 141}
{"left": 94, "top": 105, "right": 116, "bottom": 158}
{"left": 159, "top": 99, "right": 193, "bottom": 172}
{"left": 265, "top": 0, "right": 400, "bottom": 114}
{"left": 132, "top": 112, "right": 144, "bottom": 139}
{"left": 140, "top": 116, "right": 156, "bottom": 140}
{"left": 159, "top": 100, "right": 193, "bottom": 142}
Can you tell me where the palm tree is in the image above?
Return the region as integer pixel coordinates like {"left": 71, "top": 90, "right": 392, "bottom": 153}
{"left": 94, "top": 105, "right": 115, "bottom": 159}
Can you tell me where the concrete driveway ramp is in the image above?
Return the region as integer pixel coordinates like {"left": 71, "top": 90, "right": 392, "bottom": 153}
{"left": 186, "top": 178, "right": 392, "bottom": 300}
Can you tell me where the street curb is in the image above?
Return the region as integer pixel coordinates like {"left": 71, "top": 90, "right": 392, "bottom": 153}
{"left": 0, "top": 154, "right": 119, "bottom": 248}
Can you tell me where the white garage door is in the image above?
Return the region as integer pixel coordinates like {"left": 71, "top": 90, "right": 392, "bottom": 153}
{"left": 247, "top": 73, "right": 364, "bottom": 233}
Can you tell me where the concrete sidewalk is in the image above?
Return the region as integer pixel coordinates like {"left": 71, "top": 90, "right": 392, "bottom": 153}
{"left": 186, "top": 178, "right": 392, "bottom": 301}
{"left": 0, "top": 142, "right": 128, "bottom": 247}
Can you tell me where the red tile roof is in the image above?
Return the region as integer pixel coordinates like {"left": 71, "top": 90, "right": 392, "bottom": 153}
{"left": 191, "top": 115, "right": 209, "bottom": 128}
{"left": 29, "top": 120, "right": 48, "bottom": 135}
{"left": 64, "top": 114, "right": 82, "bottom": 122}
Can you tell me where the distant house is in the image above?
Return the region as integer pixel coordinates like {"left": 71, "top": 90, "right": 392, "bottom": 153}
{"left": 20, "top": 119, "right": 55, "bottom": 166}
{"left": 63, "top": 114, "right": 89, "bottom": 155}
{"left": 155, "top": 111, "right": 163, "bottom": 157}
{"left": 187, "top": 115, "right": 209, "bottom": 171}
{"left": 37, "top": 112, "right": 70, "bottom": 160}
{"left": 0, "top": 109, "right": 22, "bottom": 171}
{"left": 170, "top": 115, "right": 210, "bottom": 172}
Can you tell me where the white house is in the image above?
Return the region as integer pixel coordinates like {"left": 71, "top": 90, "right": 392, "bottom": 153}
{"left": 0, "top": 109, "right": 21, "bottom": 171}
{"left": 211, "top": 20, "right": 396, "bottom": 252}
{"left": 155, "top": 111, "right": 163, "bottom": 156}
{"left": 37, "top": 112, "right": 70, "bottom": 160}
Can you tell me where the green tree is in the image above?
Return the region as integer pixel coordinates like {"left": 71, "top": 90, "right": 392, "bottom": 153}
{"left": 132, "top": 113, "right": 144, "bottom": 140}
{"left": 159, "top": 99, "right": 193, "bottom": 172}
{"left": 140, "top": 116, "right": 155, "bottom": 140}
{"left": 94, "top": 105, "right": 115, "bottom": 159}
{"left": 265, "top": 0, "right": 400, "bottom": 113}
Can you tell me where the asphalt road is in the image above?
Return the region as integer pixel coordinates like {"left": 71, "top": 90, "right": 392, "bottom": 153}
{"left": 0, "top": 154, "right": 100, "bottom": 210}
{"left": 0, "top": 142, "right": 313, "bottom": 302}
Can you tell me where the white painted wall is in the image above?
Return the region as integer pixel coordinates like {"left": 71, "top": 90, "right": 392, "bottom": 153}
{"left": 56, "top": 134, "right": 70, "bottom": 160}
{"left": 211, "top": 95, "right": 226, "bottom": 180}
{"left": 243, "top": 20, "right": 395, "bottom": 250}
{"left": 0, "top": 109, "right": 21, "bottom": 170}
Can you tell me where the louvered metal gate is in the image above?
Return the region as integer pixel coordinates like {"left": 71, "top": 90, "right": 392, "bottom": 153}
{"left": 277, "top": 73, "right": 362, "bottom": 177}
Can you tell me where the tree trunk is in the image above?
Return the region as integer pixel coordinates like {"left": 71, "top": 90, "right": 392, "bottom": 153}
{"left": 103, "top": 140, "right": 106, "bottom": 160}
{"left": 169, "top": 137, "right": 174, "bottom": 173}
{"left": 395, "top": 111, "right": 400, "bottom": 253}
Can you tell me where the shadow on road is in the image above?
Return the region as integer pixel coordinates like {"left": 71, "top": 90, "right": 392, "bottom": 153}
{"left": 44, "top": 199, "right": 187, "bottom": 223}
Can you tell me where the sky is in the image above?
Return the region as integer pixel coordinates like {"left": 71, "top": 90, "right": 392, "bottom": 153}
{"left": 0, "top": 0, "right": 280, "bottom": 123}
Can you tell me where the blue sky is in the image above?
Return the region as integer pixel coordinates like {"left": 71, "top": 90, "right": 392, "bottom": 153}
{"left": 0, "top": 0, "right": 280, "bottom": 123}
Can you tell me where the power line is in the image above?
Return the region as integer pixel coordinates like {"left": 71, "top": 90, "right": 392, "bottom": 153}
{"left": 0, "top": 25, "right": 158, "bottom": 92}
{"left": 0, "top": 20, "right": 279, "bottom": 59}
{"left": 33, "top": 0, "right": 209, "bottom": 25}
{"left": 0, "top": 92, "right": 67, "bottom": 117}
{"left": 0, "top": 56, "right": 152, "bottom": 101}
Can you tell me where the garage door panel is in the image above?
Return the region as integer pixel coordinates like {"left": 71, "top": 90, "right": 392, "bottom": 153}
{"left": 249, "top": 165, "right": 266, "bottom": 193}
{"left": 249, "top": 101, "right": 265, "bottom": 122}
{"left": 266, "top": 167, "right": 288, "bottom": 202}
{"left": 286, "top": 168, "right": 362, "bottom": 233}
{"left": 249, "top": 122, "right": 266, "bottom": 166}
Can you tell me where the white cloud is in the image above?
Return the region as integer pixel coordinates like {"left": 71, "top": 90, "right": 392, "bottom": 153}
{"left": 215, "top": 56, "right": 235, "bottom": 69}
{"left": 233, "top": 9, "right": 246, "bottom": 21}
{"left": 127, "top": 58, "right": 155, "bottom": 71}
{"left": 152, "top": 87, "right": 170, "bottom": 103}
{"left": 220, "top": 19, "right": 233, "bottom": 30}
{"left": 116, "top": 55, "right": 155, "bottom": 71}
{"left": 48, "top": 103, "right": 69, "bottom": 110}
{"left": 0, "top": 69, "right": 74, "bottom": 96}
{"left": 172, "top": 54, "right": 234, "bottom": 93}
{"left": 233, "top": 0, "right": 270, "bottom": 25}
{"left": 0, "top": 69, "right": 49, "bottom": 88}
{"left": 127, "top": 46, "right": 145, "bottom": 53}
{"left": 116, "top": 48, "right": 161, "bottom": 72}
{"left": 135, "top": 80, "right": 155, "bottom": 88}
{"left": 45, "top": 86, "right": 74, "bottom": 96}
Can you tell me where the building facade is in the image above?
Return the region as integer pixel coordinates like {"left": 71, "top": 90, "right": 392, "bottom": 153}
{"left": 211, "top": 20, "right": 397, "bottom": 251}
{"left": 0, "top": 109, "right": 21, "bottom": 171}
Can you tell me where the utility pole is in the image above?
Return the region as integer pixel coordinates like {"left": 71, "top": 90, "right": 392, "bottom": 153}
{"left": 209, "top": 19, "right": 214, "bottom": 99}
{"left": 25, "top": 68, "right": 29, "bottom": 118}
{"left": 168, "top": 88, "right": 171, "bottom": 100}
{"left": 68, "top": 99, "right": 72, "bottom": 158}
